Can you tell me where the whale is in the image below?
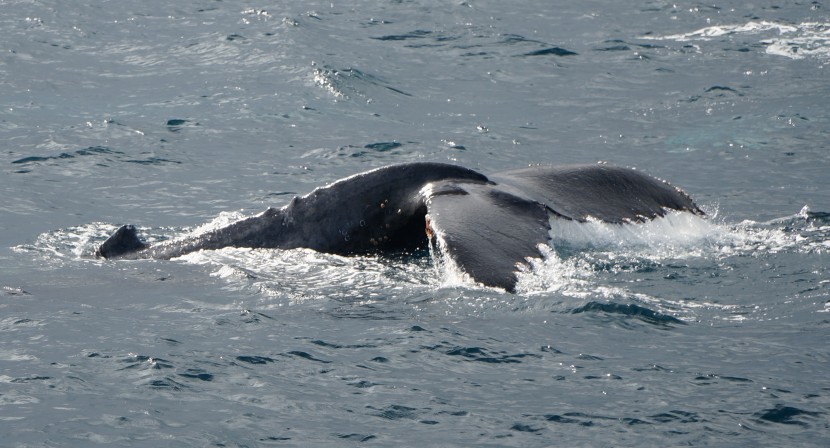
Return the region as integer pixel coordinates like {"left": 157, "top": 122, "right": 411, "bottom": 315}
{"left": 97, "top": 162, "right": 703, "bottom": 292}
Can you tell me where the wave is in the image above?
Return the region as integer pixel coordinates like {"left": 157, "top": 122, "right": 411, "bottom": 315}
{"left": 14, "top": 205, "right": 829, "bottom": 322}
{"left": 643, "top": 20, "right": 830, "bottom": 61}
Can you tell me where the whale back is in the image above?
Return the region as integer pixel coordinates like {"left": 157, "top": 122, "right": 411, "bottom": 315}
{"left": 275, "top": 162, "right": 490, "bottom": 254}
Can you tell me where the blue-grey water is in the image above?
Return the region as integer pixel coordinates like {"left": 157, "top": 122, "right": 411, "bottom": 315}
{"left": 2, "top": 1, "right": 829, "bottom": 446}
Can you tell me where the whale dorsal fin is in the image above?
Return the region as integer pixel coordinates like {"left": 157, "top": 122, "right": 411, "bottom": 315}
{"left": 491, "top": 164, "right": 703, "bottom": 223}
{"left": 424, "top": 182, "right": 551, "bottom": 292}
{"left": 97, "top": 225, "right": 148, "bottom": 258}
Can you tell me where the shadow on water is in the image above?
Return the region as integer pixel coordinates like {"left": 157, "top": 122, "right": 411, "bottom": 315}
{"left": 571, "top": 302, "right": 685, "bottom": 328}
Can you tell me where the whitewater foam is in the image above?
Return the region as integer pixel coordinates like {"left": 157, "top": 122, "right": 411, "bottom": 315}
{"left": 643, "top": 20, "right": 830, "bottom": 61}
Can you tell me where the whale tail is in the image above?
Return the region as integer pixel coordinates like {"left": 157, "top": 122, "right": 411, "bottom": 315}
{"left": 97, "top": 224, "right": 148, "bottom": 259}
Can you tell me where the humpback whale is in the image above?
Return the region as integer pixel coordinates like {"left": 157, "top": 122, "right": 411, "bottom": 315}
{"left": 97, "top": 162, "right": 703, "bottom": 292}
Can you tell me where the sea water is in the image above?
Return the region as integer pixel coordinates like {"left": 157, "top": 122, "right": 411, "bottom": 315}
{"left": 1, "top": 1, "right": 829, "bottom": 446}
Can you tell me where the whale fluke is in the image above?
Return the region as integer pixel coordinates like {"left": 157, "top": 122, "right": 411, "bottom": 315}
{"left": 96, "top": 162, "right": 703, "bottom": 291}
{"left": 425, "top": 181, "right": 551, "bottom": 291}
{"left": 490, "top": 164, "right": 702, "bottom": 223}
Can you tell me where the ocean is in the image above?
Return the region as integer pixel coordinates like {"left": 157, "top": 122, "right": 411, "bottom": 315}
{"left": 1, "top": 0, "right": 828, "bottom": 446}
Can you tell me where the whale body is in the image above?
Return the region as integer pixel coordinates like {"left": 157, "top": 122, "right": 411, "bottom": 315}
{"left": 97, "top": 162, "right": 703, "bottom": 291}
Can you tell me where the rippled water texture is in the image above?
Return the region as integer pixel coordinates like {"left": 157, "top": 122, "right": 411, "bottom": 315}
{"left": 2, "top": 1, "right": 829, "bottom": 446}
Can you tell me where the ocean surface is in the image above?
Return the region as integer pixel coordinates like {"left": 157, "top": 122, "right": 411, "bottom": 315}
{"left": 2, "top": 0, "right": 829, "bottom": 446}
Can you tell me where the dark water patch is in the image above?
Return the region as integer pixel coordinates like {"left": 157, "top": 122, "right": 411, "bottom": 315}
{"left": 521, "top": 46, "right": 578, "bottom": 57}
{"left": 308, "top": 339, "right": 376, "bottom": 349}
{"left": 693, "top": 373, "right": 753, "bottom": 385}
{"left": 313, "top": 65, "right": 412, "bottom": 99}
{"left": 369, "top": 404, "right": 419, "bottom": 420}
{"left": 721, "top": 376, "right": 753, "bottom": 383}
{"left": 235, "top": 355, "right": 276, "bottom": 365}
{"left": 125, "top": 157, "right": 181, "bottom": 165}
{"left": 650, "top": 410, "right": 702, "bottom": 423}
{"left": 594, "top": 39, "right": 631, "bottom": 52}
{"left": 540, "top": 345, "right": 563, "bottom": 354}
{"left": 438, "top": 410, "right": 468, "bottom": 417}
{"left": 571, "top": 302, "right": 685, "bottom": 326}
{"left": 12, "top": 146, "right": 123, "bottom": 166}
{"left": 266, "top": 191, "right": 297, "bottom": 198}
{"left": 541, "top": 411, "right": 632, "bottom": 427}
{"left": 341, "top": 68, "right": 413, "bottom": 96}
{"left": 622, "top": 417, "right": 651, "bottom": 426}
{"left": 310, "top": 339, "right": 344, "bottom": 349}
{"left": 383, "top": 85, "right": 412, "bottom": 96}
{"left": 147, "top": 377, "right": 188, "bottom": 390}
{"left": 364, "top": 17, "right": 393, "bottom": 26}
{"left": 543, "top": 414, "right": 585, "bottom": 425}
{"left": 633, "top": 364, "right": 675, "bottom": 373}
{"left": 178, "top": 368, "right": 214, "bottom": 382}
{"left": 684, "top": 86, "right": 745, "bottom": 103}
{"left": 118, "top": 355, "right": 174, "bottom": 370}
{"left": 286, "top": 350, "right": 330, "bottom": 363}
{"left": 337, "top": 433, "right": 376, "bottom": 442}
{"left": 754, "top": 405, "right": 823, "bottom": 426}
{"left": 559, "top": 412, "right": 618, "bottom": 423}
{"left": 444, "top": 346, "right": 540, "bottom": 364}
{"left": 635, "top": 42, "right": 666, "bottom": 50}
{"left": 226, "top": 33, "right": 246, "bottom": 41}
{"left": 166, "top": 118, "right": 198, "bottom": 132}
{"left": 240, "top": 310, "right": 274, "bottom": 323}
{"left": 500, "top": 34, "right": 546, "bottom": 45}
{"left": 35, "top": 40, "right": 72, "bottom": 50}
{"left": 260, "top": 436, "right": 292, "bottom": 442}
{"left": 584, "top": 373, "right": 623, "bottom": 380}
{"left": 11, "top": 376, "right": 52, "bottom": 383}
{"left": 364, "top": 141, "right": 403, "bottom": 152}
{"left": 371, "top": 29, "right": 433, "bottom": 41}
{"left": 371, "top": 28, "right": 462, "bottom": 50}
{"left": 693, "top": 373, "right": 719, "bottom": 384}
{"left": 510, "top": 422, "right": 544, "bottom": 433}
{"left": 327, "top": 303, "right": 408, "bottom": 320}
{"left": 10, "top": 318, "right": 36, "bottom": 325}
{"left": 348, "top": 380, "right": 378, "bottom": 389}
{"left": 705, "top": 85, "right": 742, "bottom": 95}
{"left": 10, "top": 145, "right": 181, "bottom": 170}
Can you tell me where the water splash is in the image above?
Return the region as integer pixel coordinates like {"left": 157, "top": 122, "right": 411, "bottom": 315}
{"left": 514, "top": 208, "right": 828, "bottom": 321}
{"left": 653, "top": 21, "right": 800, "bottom": 41}
{"left": 643, "top": 21, "right": 830, "bottom": 61}
{"left": 15, "top": 206, "right": 828, "bottom": 322}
